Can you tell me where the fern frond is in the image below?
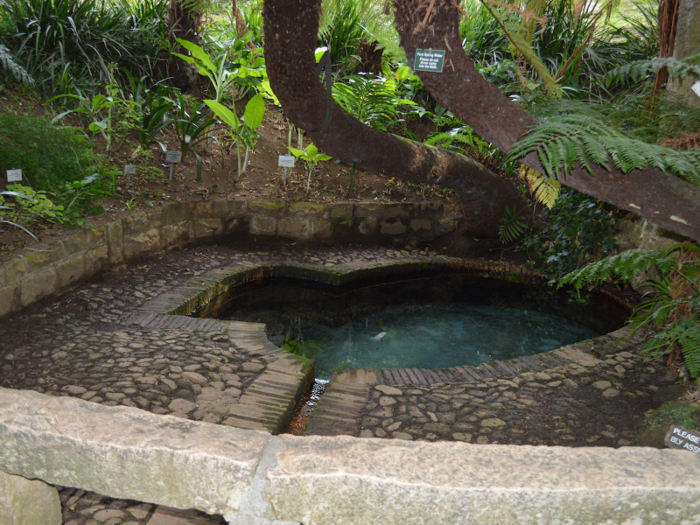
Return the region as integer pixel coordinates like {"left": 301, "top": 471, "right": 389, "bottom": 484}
{"left": 642, "top": 317, "right": 700, "bottom": 378}
{"left": 510, "top": 114, "right": 700, "bottom": 183}
{"left": 604, "top": 55, "right": 700, "bottom": 86}
{"left": 498, "top": 205, "right": 526, "bottom": 243}
{"left": 519, "top": 166, "right": 560, "bottom": 209}
{"left": 0, "top": 45, "right": 34, "bottom": 86}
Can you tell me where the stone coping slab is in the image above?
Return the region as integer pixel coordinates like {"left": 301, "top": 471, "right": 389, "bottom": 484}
{"left": 1, "top": 387, "right": 700, "bottom": 525}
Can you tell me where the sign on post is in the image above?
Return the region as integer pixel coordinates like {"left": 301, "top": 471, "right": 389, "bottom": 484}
{"left": 278, "top": 155, "right": 295, "bottom": 168}
{"left": 665, "top": 425, "right": 700, "bottom": 454}
{"left": 165, "top": 151, "right": 182, "bottom": 182}
{"left": 6, "top": 169, "right": 22, "bottom": 182}
{"left": 414, "top": 49, "right": 446, "bottom": 73}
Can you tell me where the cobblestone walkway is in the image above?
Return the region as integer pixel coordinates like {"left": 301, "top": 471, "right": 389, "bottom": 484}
{"left": 0, "top": 243, "right": 673, "bottom": 524}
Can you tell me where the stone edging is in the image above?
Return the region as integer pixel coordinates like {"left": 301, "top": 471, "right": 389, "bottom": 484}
{"left": 1, "top": 387, "right": 699, "bottom": 525}
{"left": 0, "top": 199, "right": 462, "bottom": 320}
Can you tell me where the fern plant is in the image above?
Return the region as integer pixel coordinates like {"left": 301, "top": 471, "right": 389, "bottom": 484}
{"left": 498, "top": 205, "right": 527, "bottom": 243}
{"left": 559, "top": 244, "right": 700, "bottom": 378}
{"left": 603, "top": 54, "right": 700, "bottom": 87}
{"left": 0, "top": 44, "right": 34, "bottom": 86}
{"left": 509, "top": 113, "right": 700, "bottom": 184}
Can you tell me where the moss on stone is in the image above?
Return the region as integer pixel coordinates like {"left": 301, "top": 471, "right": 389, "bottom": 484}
{"left": 647, "top": 401, "right": 700, "bottom": 429}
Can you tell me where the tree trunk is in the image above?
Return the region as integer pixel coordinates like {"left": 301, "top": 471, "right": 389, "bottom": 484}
{"left": 391, "top": 0, "right": 700, "bottom": 243}
{"left": 666, "top": 0, "right": 700, "bottom": 107}
{"left": 263, "top": 0, "right": 523, "bottom": 239}
{"left": 164, "top": 0, "right": 203, "bottom": 92}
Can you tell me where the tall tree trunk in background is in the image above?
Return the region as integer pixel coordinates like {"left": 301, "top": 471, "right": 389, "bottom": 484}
{"left": 666, "top": 0, "right": 700, "bottom": 107}
{"left": 653, "top": 0, "right": 681, "bottom": 90}
{"left": 232, "top": 0, "right": 256, "bottom": 49}
{"left": 263, "top": 0, "right": 523, "bottom": 240}
{"left": 165, "top": 0, "right": 203, "bottom": 92}
{"left": 390, "top": 0, "right": 700, "bottom": 243}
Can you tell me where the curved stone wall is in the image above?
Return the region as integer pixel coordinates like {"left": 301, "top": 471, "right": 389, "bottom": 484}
{"left": 0, "top": 199, "right": 462, "bottom": 320}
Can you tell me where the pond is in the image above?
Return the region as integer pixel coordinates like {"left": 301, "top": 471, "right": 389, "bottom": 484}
{"left": 206, "top": 270, "right": 628, "bottom": 379}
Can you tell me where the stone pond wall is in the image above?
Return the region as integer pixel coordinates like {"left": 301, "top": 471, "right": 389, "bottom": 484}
{"left": 1, "top": 387, "right": 699, "bottom": 525}
{"left": 0, "top": 199, "right": 461, "bottom": 320}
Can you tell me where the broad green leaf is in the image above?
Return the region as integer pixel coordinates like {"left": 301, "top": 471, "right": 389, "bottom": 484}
{"left": 205, "top": 100, "right": 240, "bottom": 128}
{"left": 315, "top": 47, "right": 328, "bottom": 63}
{"left": 316, "top": 154, "right": 332, "bottom": 162}
{"left": 171, "top": 52, "right": 196, "bottom": 66}
{"left": 259, "top": 78, "right": 280, "bottom": 105}
{"left": 243, "top": 94, "right": 265, "bottom": 130}
{"left": 288, "top": 147, "right": 306, "bottom": 159}
{"left": 175, "top": 38, "right": 216, "bottom": 73}
{"left": 307, "top": 144, "right": 318, "bottom": 157}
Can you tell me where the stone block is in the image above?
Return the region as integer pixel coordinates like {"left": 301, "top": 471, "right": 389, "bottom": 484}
{"left": 84, "top": 244, "right": 109, "bottom": 278}
{"left": 354, "top": 203, "right": 384, "bottom": 218}
{"left": 223, "top": 217, "right": 249, "bottom": 235}
{"left": 442, "top": 204, "right": 464, "bottom": 221}
{"left": 22, "top": 244, "right": 65, "bottom": 271}
{"left": 0, "top": 469, "right": 61, "bottom": 525}
{"left": 106, "top": 220, "right": 125, "bottom": 266}
{"left": 162, "top": 221, "right": 194, "bottom": 246}
{"left": 216, "top": 199, "right": 247, "bottom": 219}
{"left": 357, "top": 217, "right": 377, "bottom": 236}
{"left": 409, "top": 219, "right": 432, "bottom": 234}
{"left": 380, "top": 220, "right": 407, "bottom": 235}
{"left": 249, "top": 216, "right": 277, "bottom": 236}
{"left": 193, "top": 218, "right": 224, "bottom": 239}
{"left": 192, "top": 200, "right": 214, "bottom": 219}
{"left": 330, "top": 203, "right": 354, "bottom": 219}
{"left": 19, "top": 266, "right": 57, "bottom": 307}
{"left": 122, "top": 210, "right": 161, "bottom": 236}
{"left": 161, "top": 202, "right": 193, "bottom": 225}
{"left": 267, "top": 435, "right": 700, "bottom": 525}
{"left": 289, "top": 202, "right": 326, "bottom": 217}
{"left": 0, "top": 388, "right": 268, "bottom": 516}
{"left": 247, "top": 199, "right": 286, "bottom": 215}
{"left": 0, "top": 284, "right": 20, "bottom": 319}
{"left": 55, "top": 253, "right": 86, "bottom": 289}
{"left": 311, "top": 220, "right": 332, "bottom": 240}
{"left": 123, "top": 228, "right": 162, "bottom": 260}
{"left": 331, "top": 218, "right": 353, "bottom": 238}
{"left": 61, "top": 229, "right": 92, "bottom": 254}
{"left": 437, "top": 218, "right": 460, "bottom": 234}
{"left": 2, "top": 257, "right": 27, "bottom": 283}
{"left": 277, "top": 218, "right": 310, "bottom": 240}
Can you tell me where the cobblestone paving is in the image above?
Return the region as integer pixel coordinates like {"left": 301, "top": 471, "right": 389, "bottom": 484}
{"left": 0, "top": 243, "right": 436, "bottom": 524}
{"left": 354, "top": 349, "right": 670, "bottom": 446}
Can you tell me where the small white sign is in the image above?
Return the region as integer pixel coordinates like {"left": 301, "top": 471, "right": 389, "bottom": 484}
{"left": 124, "top": 164, "right": 137, "bottom": 175}
{"left": 165, "top": 150, "right": 183, "bottom": 163}
{"left": 692, "top": 80, "right": 700, "bottom": 99}
{"left": 278, "top": 155, "right": 296, "bottom": 168}
{"left": 6, "top": 169, "right": 22, "bottom": 182}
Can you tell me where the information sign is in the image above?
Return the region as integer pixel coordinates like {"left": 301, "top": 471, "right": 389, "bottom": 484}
{"left": 165, "top": 150, "right": 183, "bottom": 163}
{"left": 6, "top": 169, "right": 22, "bottom": 182}
{"left": 278, "top": 155, "right": 296, "bottom": 168}
{"left": 414, "top": 49, "right": 446, "bottom": 73}
{"left": 665, "top": 425, "right": 700, "bottom": 454}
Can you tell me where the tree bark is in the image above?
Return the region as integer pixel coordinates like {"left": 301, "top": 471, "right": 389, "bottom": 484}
{"left": 263, "top": 0, "right": 523, "bottom": 239}
{"left": 392, "top": 0, "right": 700, "bottom": 243}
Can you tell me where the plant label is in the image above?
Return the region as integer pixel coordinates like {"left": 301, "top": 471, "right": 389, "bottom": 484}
{"left": 414, "top": 49, "right": 446, "bottom": 73}
{"left": 166, "top": 150, "right": 182, "bottom": 163}
{"left": 692, "top": 80, "right": 700, "bottom": 99}
{"left": 665, "top": 425, "right": 700, "bottom": 454}
{"left": 124, "top": 164, "right": 137, "bottom": 176}
{"left": 278, "top": 155, "right": 295, "bottom": 168}
{"left": 6, "top": 169, "right": 22, "bottom": 182}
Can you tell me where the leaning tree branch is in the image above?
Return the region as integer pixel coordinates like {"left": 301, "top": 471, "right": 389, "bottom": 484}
{"left": 263, "top": 0, "right": 522, "bottom": 238}
{"left": 392, "top": 0, "right": 700, "bottom": 243}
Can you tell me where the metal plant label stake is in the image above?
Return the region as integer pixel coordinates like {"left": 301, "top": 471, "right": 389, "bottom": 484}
{"left": 692, "top": 80, "right": 700, "bottom": 99}
{"left": 124, "top": 164, "right": 136, "bottom": 185}
{"left": 279, "top": 155, "right": 295, "bottom": 186}
{"left": 414, "top": 49, "right": 446, "bottom": 73}
{"left": 6, "top": 169, "right": 22, "bottom": 183}
{"left": 165, "top": 151, "right": 183, "bottom": 182}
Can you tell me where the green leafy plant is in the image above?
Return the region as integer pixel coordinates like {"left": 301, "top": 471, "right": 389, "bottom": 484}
{"left": 205, "top": 94, "right": 266, "bottom": 180}
{"left": 0, "top": 189, "right": 40, "bottom": 240}
{"left": 0, "top": 112, "right": 101, "bottom": 191}
{"left": 518, "top": 187, "right": 620, "bottom": 279}
{"left": 170, "top": 90, "right": 216, "bottom": 181}
{"left": 0, "top": 43, "right": 34, "bottom": 86}
{"left": 287, "top": 143, "right": 332, "bottom": 195}
{"left": 559, "top": 244, "right": 700, "bottom": 378}
{"left": 498, "top": 205, "right": 527, "bottom": 243}
{"left": 122, "top": 71, "right": 173, "bottom": 152}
